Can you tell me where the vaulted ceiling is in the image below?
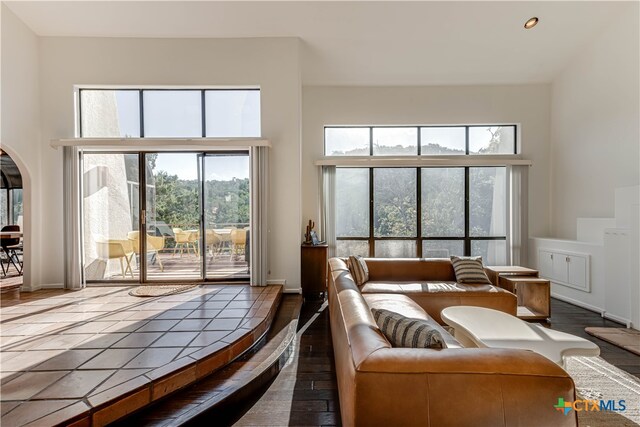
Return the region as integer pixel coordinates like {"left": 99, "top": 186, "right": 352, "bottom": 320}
{"left": 4, "top": 1, "right": 632, "bottom": 85}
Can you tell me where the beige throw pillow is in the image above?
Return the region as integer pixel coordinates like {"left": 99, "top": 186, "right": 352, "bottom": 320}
{"left": 347, "top": 255, "right": 369, "bottom": 286}
{"left": 372, "top": 308, "right": 446, "bottom": 349}
{"left": 450, "top": 255, "right": 492, "bottom": 284}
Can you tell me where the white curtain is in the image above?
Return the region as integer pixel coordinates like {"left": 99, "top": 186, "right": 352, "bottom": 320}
{"left": 321, "top": 166, "right": 337, "bottom": 258}
{"left": 508, "top": 165, "right": 529, "bottom": 266}
{"left": 63, "top": 147, "right": 84, "bottom": 289}
{"left": 250, "top": 146, "right": 269, "bottom": 286}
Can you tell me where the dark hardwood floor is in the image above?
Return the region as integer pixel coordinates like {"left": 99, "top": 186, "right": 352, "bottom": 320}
{"left": 548, "top": 298, "right": 640, "bottom": 379}
{"left": 228, "top": 299, "right": 341, "bottom": 426}
{"left": 226, "top": 297, "right": 639, "bottom": 426}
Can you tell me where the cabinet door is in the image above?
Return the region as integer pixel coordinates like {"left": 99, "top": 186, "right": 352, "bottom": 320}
{"left": 539, "top": 250, "right": 554, "bottom": 279}
{"left": 552, "top": 253, "right": 569, "bottom": 283}
{"left": 567, "top": 255, "right": 587, "bottom": 289}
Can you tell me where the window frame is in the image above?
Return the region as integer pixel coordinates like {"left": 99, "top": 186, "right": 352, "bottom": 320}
{"left": 335, "top": 165, "right": 507, "bottom": 259}
{"left": 324, "top": 124, "right": 518, "bottom": 156}
{"left": 328, "top": 124, "right": 513, "bottom": 260}
{"left": 78, "top": 88, "right": 261, "bottom": 139}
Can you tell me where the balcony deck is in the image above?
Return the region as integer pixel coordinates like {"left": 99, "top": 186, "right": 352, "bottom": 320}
{"left": 100, "top": 250, "right": 249, "bottom": 282}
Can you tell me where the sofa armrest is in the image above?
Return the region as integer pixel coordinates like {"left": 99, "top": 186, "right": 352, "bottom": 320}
{"left": 352, "top": 348, "right": 577, "bottom": 427}
{"left": 359, "top": 347, "right": 568, "bottom": 377}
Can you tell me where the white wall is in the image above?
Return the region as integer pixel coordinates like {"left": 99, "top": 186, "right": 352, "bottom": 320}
{"left": 1, "top": 5, "right": 41, "bottom": 290}
{"left": 550, "top": 6, "right": 640, "bottom": 239}
{"left": 302, "top": 84, "right": 552, "bottom": 246}
{"left": 36, "top": 36, "right": 302, "bottom": 291}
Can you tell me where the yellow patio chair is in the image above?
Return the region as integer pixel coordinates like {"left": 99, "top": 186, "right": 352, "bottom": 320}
{"left": 187, "top": 230, "right": 200, "bottom": 257}
{"left": 95, "top": 238, "right": 135, "bottom": 278}
{"left": 173, "top": 228, "right": 197, "bottom": 257}
{"left": 205, "top": 229, "right": 222, "bottom": 257}
{"left": 128, "top": 231, "right": 165, "bottom": 272}
{"left": 230, "top": 228, "right": 247, "bottom": 257}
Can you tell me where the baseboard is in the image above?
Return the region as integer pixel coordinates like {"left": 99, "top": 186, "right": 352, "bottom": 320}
{"left": 22, "top": 283, "right": 64, "bottom": 292}
{"left": 601, "top": 312, "right": 632, "bottom": 328}
{"left": 283, "top": 288, "right": 302, "bottom": 294}
{"left": 550, "top": 292, "right": 604, "bottom": 316}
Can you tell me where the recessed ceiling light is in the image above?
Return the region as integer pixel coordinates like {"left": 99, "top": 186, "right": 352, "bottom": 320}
{"left": 524, "top": 17, "right": 539, "bottom": 29}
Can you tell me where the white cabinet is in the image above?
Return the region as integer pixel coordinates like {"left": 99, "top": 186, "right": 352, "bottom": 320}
{"left": 604, "top": 229, "right": 631, "bottom": 326}
{"left": 568, "top": 255, "right": 587, "bottom": 289}
{"left": 538, "top": 249, "right": 590, "bottom": 292}
{"left": 539, "top": 250, "right": 553, "bottom": 279}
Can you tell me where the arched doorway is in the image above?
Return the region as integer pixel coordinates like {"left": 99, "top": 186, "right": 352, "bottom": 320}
{"left": 0, "top": 149, "right": 26, "bottom": 291}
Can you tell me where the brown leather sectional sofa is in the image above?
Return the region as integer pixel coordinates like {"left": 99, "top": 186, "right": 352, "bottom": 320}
{"left": 360, "top": 258, "right": 517, "bottom": 323}
{"left": 328, "top": 257, "right": 577, "bottom": 427}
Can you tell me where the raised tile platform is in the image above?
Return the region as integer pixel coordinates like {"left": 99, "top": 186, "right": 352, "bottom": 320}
{"left": 0, "top": 284, "right": 282, "bottom": 426}
{"left": 116, "top": 294, "right": 302, "bottom": 426}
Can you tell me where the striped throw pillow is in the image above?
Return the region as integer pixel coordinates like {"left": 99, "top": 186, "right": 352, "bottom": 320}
{"left": 347, "top": 255, "right": 369, "bottom": 286}
{"left": 372, "top": 308, "right": 446, "bottom": 349}
{"left": 450, "top": 256, "right": 492, "bottom": 284}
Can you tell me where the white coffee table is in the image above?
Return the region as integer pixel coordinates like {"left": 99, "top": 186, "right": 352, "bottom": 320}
{"left": 441, "top": 306, "right": 600, "bottom": 367}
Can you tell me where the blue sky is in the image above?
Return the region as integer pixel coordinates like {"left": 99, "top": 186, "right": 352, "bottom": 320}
{"left": 108, "top": 90, "right": 256, "bottom": 181}
{"left": 155, "top": 153, "right": 249, "bottom": 181}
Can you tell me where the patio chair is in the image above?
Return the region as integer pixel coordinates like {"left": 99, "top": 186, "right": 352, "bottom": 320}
{"left": 172, "top": 228, "right": 198, "bottom": 257}
{"left": 0, "top": 225, "right": 23, "bottom": 276}
{"left": 95, "top": 238, "right": 135, "bottom": 278}
{"left": 205, "top": 229, "right": 222, "bottom": 258}
{"left": 127, "top": 231, "right": 165, "bottom": 272}
{"left": 230, "top": 228, "right": 247, "bottom": 257}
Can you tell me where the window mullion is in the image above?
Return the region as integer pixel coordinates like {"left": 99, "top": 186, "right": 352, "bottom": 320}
{"left": 416, "top": 167, "right": 422, "bottom": 258}
{"left": 139, "top": 90, "right": 145, "bottom": 138}
{"left": 369, "top": 167, "right": 374, "bottom": 257}
{"left": 464, "top": 167, "right": 470, "bottom": 256}
{"left": 201, "top": 90, "right": 206, "bottom": 138}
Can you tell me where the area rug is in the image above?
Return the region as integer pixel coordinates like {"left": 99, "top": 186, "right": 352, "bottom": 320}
{"left": 565, "top": 356, "right": 640, "bottom": 426}
{"left": 129, "top": 284, "right": 199, "bottom": 297}
{"left": 586, "top": 327, "right": 640, "bottom": 356}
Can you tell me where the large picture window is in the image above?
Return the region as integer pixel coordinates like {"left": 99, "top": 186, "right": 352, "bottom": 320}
{"left": 335, "top": 166, "right": 507, "bottom": 264}
{"left": 328, "top": 125, "right": 513, "bottom": 264}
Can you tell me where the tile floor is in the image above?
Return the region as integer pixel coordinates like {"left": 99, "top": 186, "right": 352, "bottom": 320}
{"left": 0, "top": 284, "right": 281, "bottom": 426}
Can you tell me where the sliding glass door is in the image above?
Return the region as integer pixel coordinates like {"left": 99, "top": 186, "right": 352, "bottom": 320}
{"left": 144, "top": 153, "right": 202, "bottom": 281}
{"left": 203, "top": 153, "right": 250, "bottom": 280}
{"left": 82, "top": 153, "right": 140, "bottom": 281}
{"left": 82, "top": 150, "right": 250, "bottom": 283}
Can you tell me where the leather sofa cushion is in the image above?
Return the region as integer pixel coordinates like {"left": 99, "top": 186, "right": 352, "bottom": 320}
{"left": 361, "top": 281, "right": 502, "bottom": 294}
{"left": 362, "top": 281, "right": 516, "bottom": 324}
{"left": 364, "top": 258, "right": 457, "bottom": 282}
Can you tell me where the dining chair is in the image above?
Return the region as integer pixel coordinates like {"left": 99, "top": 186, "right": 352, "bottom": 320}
{"left": 0, "top": 225, "right": 22, "bottom": 275}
